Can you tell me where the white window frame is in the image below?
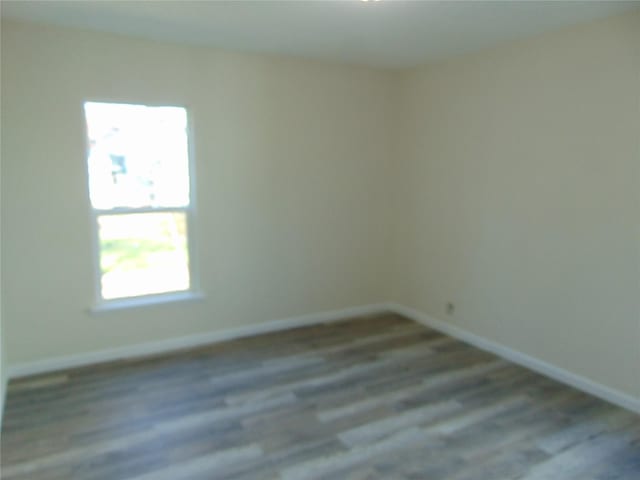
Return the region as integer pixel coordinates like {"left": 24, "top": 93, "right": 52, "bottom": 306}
{"left": 83, "top": 100, "right": 202, "bottom": 312}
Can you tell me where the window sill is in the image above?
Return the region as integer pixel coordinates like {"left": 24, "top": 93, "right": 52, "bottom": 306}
{"left": 90, "top": 291, "right": 205, "bottom": 314}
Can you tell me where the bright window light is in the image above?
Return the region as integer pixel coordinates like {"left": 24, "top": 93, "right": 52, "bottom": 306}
{"left": 84, "top": 102, "right": 196, "bottom": 303}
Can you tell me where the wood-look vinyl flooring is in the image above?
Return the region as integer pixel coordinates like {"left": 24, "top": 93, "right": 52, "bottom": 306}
{"left": 1, "top": 313, "right": 639, "bottom": 479}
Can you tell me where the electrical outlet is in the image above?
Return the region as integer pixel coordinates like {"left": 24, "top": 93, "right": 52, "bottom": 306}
{"left": 446, "top": 302, "right": 455, "bottom": 315}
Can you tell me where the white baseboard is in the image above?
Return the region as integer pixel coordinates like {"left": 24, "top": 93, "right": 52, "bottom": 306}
{"left": 388, "top": 303, "right": 640, "bottom": 415}
{"left": 7, "top": 303, "right": 390, "bottom": 379}
{"left": 7, "top": 301, "right": 639, "bottom": 416}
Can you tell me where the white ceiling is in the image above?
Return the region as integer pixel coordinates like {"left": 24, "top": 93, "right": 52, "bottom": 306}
{"left": 2, "top": 0, "right": 638, "bottom": 69}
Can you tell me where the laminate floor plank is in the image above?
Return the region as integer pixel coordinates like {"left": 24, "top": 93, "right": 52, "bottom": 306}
{"left": 2, "top": 313, "right": 638, "bottom": 479}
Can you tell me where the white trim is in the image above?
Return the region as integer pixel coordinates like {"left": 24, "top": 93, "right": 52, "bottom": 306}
{"left": 7, "top": 302, "right": 639, "bottom": 415}
{"left": 387, "top": 303, "right": 640, "bottom": 415}
{"left": 8, "top": 304, "right": 390, "bottom": 379}
{"left": 90, "top": 290, "right": 205, "bottom": 313}
{"left": 83, "top": 101, "right": 200, "bottom": 306}
{"left": 184, "top": 107, "right": 202, "bottom": 298}
{"left": 93, "top": 206, "right": 190, "bottom": 215}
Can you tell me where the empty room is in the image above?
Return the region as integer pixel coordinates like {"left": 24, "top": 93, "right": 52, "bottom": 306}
{"left": 1, "top": 1, "right": 639, "bottom": 479}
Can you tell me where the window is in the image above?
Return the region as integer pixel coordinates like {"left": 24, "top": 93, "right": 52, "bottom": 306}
{"left": 84, "top": 102, "right": 197, "bottom": 306}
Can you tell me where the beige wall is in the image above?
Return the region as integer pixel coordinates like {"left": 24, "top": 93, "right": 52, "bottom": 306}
{"left": 1, "top": 46, "right": 6, "bottom": 416}
{"left": 1, "top": 12, "right": 639, "bottom": 404}
{"left": 1, "top": 279, "right": 5, "bottom": 424}
{"left": 1, "top": 183, "right": 5, "bottom": 421}
{"left": 390, "top": 12, "right": 640, "bottom": 399}
{"left": 0, "top": 21, "right": 395, "bottom": 364}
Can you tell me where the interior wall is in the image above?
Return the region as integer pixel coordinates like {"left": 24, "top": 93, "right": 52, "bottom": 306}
{"left": 0, "top": 45, "right": 6, "bottom": 415}
{"left": 1, "top": 12, "right": 639, "bottom": 405}
{"left": 0, "top": 20, "right": 396, "bottom": 365}
{"left": 0, "top": 285, "right": 5, "bottom": 426}
{"left": 1, "top": 186, "right": 5, "bottom": 422}
{"left": 390, "top": 12, "right": 640, "bottom": 399}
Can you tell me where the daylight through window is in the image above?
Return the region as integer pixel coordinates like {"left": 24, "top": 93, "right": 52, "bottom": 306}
{"left": 84, "top": 102, "right": 195, "bottom": 302}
